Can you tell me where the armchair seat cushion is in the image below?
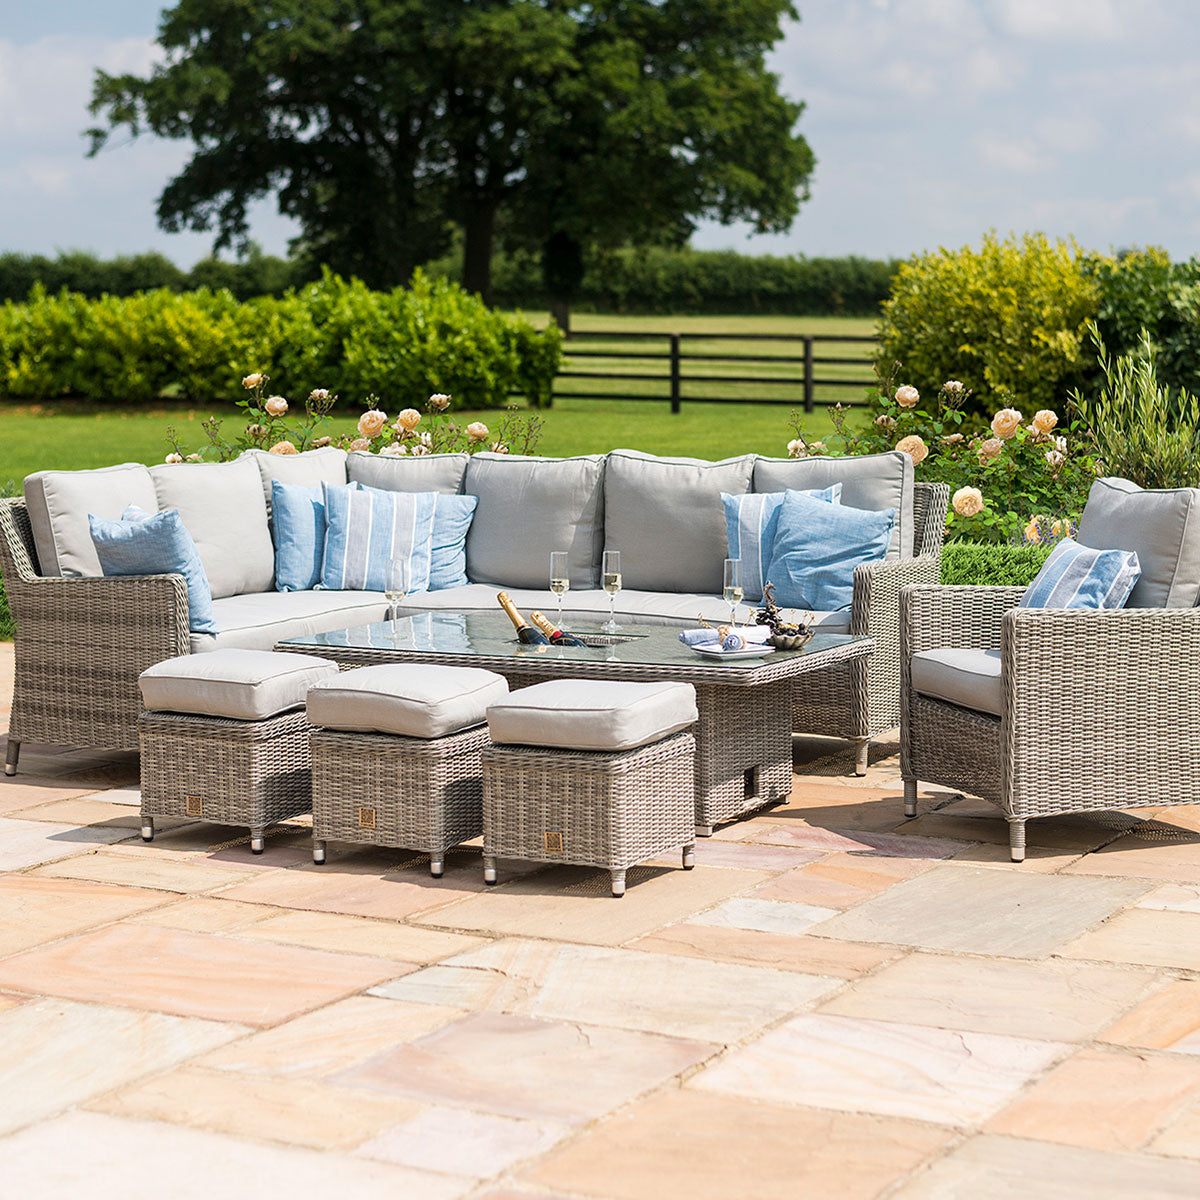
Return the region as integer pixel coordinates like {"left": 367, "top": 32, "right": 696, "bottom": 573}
{"left": 911, "top": 648, "right": 1003, "bottom": 717}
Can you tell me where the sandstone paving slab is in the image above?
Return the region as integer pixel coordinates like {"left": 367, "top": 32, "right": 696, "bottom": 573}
{"left": 744, "top": 822, "right": 970, "bottom": 859}
{"left": 124, "top": 896, "right": 282, "bottom": 934}
{"left": 691, "top": 1012, "right": 1066, "bottom": 1126}
{"left": 0, "top": 815, "right": 130, "bottom": 870}
{"left": 0, "top": 778, "right": 108, "bottom": 813}
{"left": 888, "top": 1133, "right": 1200, "bottom": 1199}
{"left": 985, "top": 1047, "right": 1200, "bottom": 1152}
{"left": 687, "top": 896, "right": 840, "bottom": 935}
{"left": 0, "top": 922, "right": 398, "bottom": 1026}
{"left": 810, "top": 865, "right": 1150, "bottom": 957}
{"left": 0, "top": 997, "right": 245, "bottom": 1135}
{"left": 371, "top": 939, "right": 839, "bottom": 1043}
{"left": 7, "top": 796, "right": 171, "bottom": 829}
{"left": 899, "top": 810, "right": 1117, "bottom": 852}
{"left": 409, "top": 863, "right": 770, "bottom": 946}
{"left": 90, "top": 785, "right": 141, "bottom": 807}
{"left": 521, "top": 1088, "right": 954, "bottom": 1200}
{"left": 1100, "top": 981, "right": 1200, "bottom": 1053}
{"left": 89, "top": 1065, "right": 427, "bottom": 1152}
{"left": 0, "top": 874, "right": 169, "bottom": 956}
{"left": 1061, "top": 909, "right": 1200, "bottom": 971}
{"left": 331, "top": 1010, "right": 716, "bottom": 1125}
{"left": 1064, "top": 839, "right": 1200, "bottom": 884}
{"left": 355, "top": 1106, "right": 568, "bottom": 1179}
{"left": 627, "top": 924, "right": 899, "bottom": 978}
{"left": 770, "top": 782, "right": 914, "bottom": 833}
{"left": 1149, "top": 1101, "right": 1200, "bottom": 1160}
{"left": 0, "top": 1111, "right": 472, "bottom": 1200}
{"left": 237, "top": 910, "right": 486, "bottom": 963}
{"left": 33, "top": 848, "right": 251, "bottom": 894}
{"left": 1139, "top": 883, "right": 1200, "bottom": 913}
{"left": 945, "top": 841, "right": 1087, "bottom": 872}
{"left": 199, "top": 995, "right": 462, "bottom": 1078}
{"left": 751, "top": 853, "right": 935, "bottom": 908}
{"left": 819, "top": 952, "right": 1159, "bottom": 1042}
{"left": 651, "top": 838, "right": 825, "bottom": 871}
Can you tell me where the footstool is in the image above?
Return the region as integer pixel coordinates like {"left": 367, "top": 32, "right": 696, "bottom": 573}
{"left": 306, "top": 663, "right": 509, "bottom": 876}
{"left": 138, "top": 649, "right": 338, "bottom": 853}
{"left": 482, "top": 679, "right": 698, "bottom": 897}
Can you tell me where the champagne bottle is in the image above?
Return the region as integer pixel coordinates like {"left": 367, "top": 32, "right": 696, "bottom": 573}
{"left": 530, "top": 610, "right": 588, "bottom": 647}
{"left": 497, "top": 592, "right": 551, "bottom": 644}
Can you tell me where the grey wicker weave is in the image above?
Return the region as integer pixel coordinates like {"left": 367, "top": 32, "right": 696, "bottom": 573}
{"left": 138, "top": 708, "right": 312, "bottom": 853}
{"left": 482, "top": 731, "right": 696, "bottom": 897}
{"left": 900, "top": 583, "right": 1200, "bottom": 861}
{"left": 309, "top": 723, "right": 489, "bottom": 876}
{"left": 793, "top": 481, "right": 949, "bottom": 775}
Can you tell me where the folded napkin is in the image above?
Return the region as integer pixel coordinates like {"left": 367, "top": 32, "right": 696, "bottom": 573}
{"left": 679, "top": 625, "right": 772, "bottom": 649}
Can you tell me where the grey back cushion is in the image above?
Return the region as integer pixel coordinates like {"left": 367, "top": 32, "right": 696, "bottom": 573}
{"left": 604, "top": 450, "right": 755, "bottom": 593}
{"left": 465, "top": 453, "right": 605, "bottom": 588}
{"left": 752, "top": 451, "right": 914, "bottom": 560}
{"left": 242, "top": 446, "right": 348, "bottom": 510}
{"left": 150, "top": 458, "right": 275, "bottom": 598}
{"left": 24, "top": 462, "right": 158, "bottom": 576}
{"left": 347, "top": 451, "right": 468, "bottom": 494}
{"left": 1077, "top": 477, "right": 1200, "bottom": 607}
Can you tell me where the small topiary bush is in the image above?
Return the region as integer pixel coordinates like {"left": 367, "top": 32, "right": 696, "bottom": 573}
{"left": 940, "top": 542, "right": 1051, "bottom": 587}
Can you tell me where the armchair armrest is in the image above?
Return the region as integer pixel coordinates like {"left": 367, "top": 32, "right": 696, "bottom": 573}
{"left": 901, "top": 584, "right": 1027, "bottom": 659}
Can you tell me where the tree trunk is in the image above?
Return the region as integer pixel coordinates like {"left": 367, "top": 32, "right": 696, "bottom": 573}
{"left": 462, "top": 203, "right": 496, "bottom": 304}
{"left": 548, "top": 296, "right": 571, "bottom": 334}
{"left": 543, "top": 230, "right": 584, "bottom": 335}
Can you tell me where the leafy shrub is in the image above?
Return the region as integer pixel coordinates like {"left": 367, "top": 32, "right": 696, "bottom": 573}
{"left": 941, "top": 542, "right": 1052, "bottom": 587}
{"left": 878, "top": 232, "right": 1102, "bottom": 413}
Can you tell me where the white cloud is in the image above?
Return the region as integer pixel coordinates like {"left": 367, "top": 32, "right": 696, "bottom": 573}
{"left": 992, "top": 0, "right": 1123, "bottom": 41}
{"left": 976, "top": 135, "right": 1046, "bottom": 173}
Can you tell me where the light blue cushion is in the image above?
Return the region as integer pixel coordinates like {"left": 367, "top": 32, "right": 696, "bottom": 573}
{"left": 722, "top": 484, "right": 841, "bottom": 603}
{"left": 766, "top": 489, "right": 895, "bottom": 612}
{"left": 1020, "top": 537, "right": 1140, "bottom": 610}
{"left": 271, "top": 480, "right": 361, "bottom": 592}
{"left": 89, "top": 506, "right": 218, "bottom": 635}
{"left": 430, "top": 493, "right": 478, "bottom": 590}
{"left": 320, "top": 481, "right": 437, "bottom": 593}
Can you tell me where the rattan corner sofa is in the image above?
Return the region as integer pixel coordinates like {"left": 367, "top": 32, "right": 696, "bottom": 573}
{"left": 0, "top": 445, "right": 947, "bottom": 776}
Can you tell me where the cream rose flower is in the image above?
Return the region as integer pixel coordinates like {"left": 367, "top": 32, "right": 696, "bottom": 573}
{"left": 977, "top": 437, "right": 1004, "bottom": 464}
{"left": 410, "top": 444, "right": 431, "bottom": 456}
{"left": 874, "top": 414, "right": 897, "bottom": 430}
{"left": 990, "top": 407, "right": 1023, "bottom": 439}
{"left": 895, "top": 434, "right": 928, "bottom": 465}
{"left": 269, "top": 440, "right": 298, "bottom": 455}
{"left": 312, "top": 435, "right": 332, "bottom": 448}
{"left": 1032, "top": 409, "right": 1058, "bottom": 434}
{"left": 380, "top": 443, "right": 405, "bottom": 457}
{"left": 490, "top": 441, "right": 510, "bottom": 454}
{"left": 429, "top": 393, "right": 451, "bottom": 411}
{"left": 164, "top": 452, "right": 183, "bottom": 464}
{"left": 943, "top": 380, "right": 964, "bottom": 395}
{"left": 466, "top": 422, "right": 489, "bottom": 442}
{"left": 242, "top": 372, "right": 265, "bottom": 390}
{"left": 348, "top": 437, "right": 370, "bottom": 452}
{"left": 940, "top": 432, "right": 964, "bottom": 445}
{"left": 185, "top": 453, "right": 201, "bottom": 462}
{"left": 358, "top": 409, "right": 388, "bottom": 438}
{"left": 264, "top": 395, "right": 288, "bottom": 417}
{"left": 786, "top": 438, "right": 805, "bottom": 458}
{"left": 246, "top": 423, "right": 266, "bottom": 439}
{"left": 895, "top": 385, "right": 920, "bottom": 408}
{"left": 952, "top": 486, "right": 985, "bottom": 517}
{"left": 418, "top": 430, "right": 433, "bottom": 448}
{"left": 1045, "top": 448, "right": 1065, "bottom": 470}
{"left": 308, "top": 388, "right": 331, "bottom": 404}
{"left": 808, "top": 440, "right": 827, "bottom": 454}
{"left": 395, "top": 408, "right": 422, "bottom": 432}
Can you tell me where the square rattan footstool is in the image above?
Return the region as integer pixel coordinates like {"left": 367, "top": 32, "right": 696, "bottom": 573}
{"left": 306, "top": 663, "right": 510, "bottom": 876}
{"left": 138, "top": 650, "right": 339, "bottom": 853}
{"left": 482, "top": 679, "right": 699, "bottom": 897}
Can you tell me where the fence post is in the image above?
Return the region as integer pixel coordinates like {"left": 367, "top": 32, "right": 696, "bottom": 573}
{"left": 803, "top": 336, "right": 814, "bottom": 413}
{"left": 669, "top": 333, "right": 681, "bottom": 414}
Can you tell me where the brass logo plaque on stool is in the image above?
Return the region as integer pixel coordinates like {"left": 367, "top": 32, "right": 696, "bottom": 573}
{"left": 185, "top": 795, "right": 203, "bottom": 817}
{"left": 358, "top": 806, "right": 376, "bottom": 830}
{"left": 543, "top": 831, "right": 564, "bottom": 853}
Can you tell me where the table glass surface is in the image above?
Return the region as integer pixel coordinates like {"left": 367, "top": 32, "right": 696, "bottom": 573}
{"left": 281, "top": 611, "right": 868, "bottom": 671}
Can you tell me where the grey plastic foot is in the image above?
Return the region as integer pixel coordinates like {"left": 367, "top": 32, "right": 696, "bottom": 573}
{"left": 430, "top": 855, "right": 444, "bottom": 878}
{"left": 696, "top": 824, "right": 714, "bottom": 838}
{"left": 854, "top": 738, "right": 869, "bottom": 777}
{"left": 682, "top": 844, "right": 695, "bottom": 870}
{"left": 4, "top": 739, "right": 19, "bottom": 776}
{"left": 1010, "top": 820, "right": 1027, "bottom": 863}
{"left": 611, "top": 869, "right": 626, "bottom": 898}
{"left": 312, "top": 839, "right": 326, "bottom": 865}
{"left": 250, "top": 831, "right": 265, "bottom": 855}
{"left": 141, "top": 816, "right": 155, "bottom": 843}
{"left": 483, "top": 855, "right": 498, "bottom": 885}
{"left": 903, "top": 778, "right": 918, "bottom": 819}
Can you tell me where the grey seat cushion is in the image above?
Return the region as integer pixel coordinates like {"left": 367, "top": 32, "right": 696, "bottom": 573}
{"left": 465, "top": 453, "right": 605, "bottom": 589}
{"left": 604, "top": 450, "right": 755, "bottom": 593}
{"left": 347, "top": 451, "right": 468, "bottom": 494}
{"left": 139, "top": 649, "right": 339, "bottom": 720}
{"left": 241, "top": 446, "right": 348, "bottom": 510}
{"left": 190, "top": 589, "right": 390, "bottom": 653}
{"left": 1076, "top": 477, "right": 1200, "bottom": 607}
{"left": 752, "top": 451, "right": 914, "bottom": 560}
{"left": 487, "top": 679, "right": 698, "bottom": 751}
{"left": 24, "top": 462, "right": 158, "bottom": 577}
{"left": 307, "top": 663, "right": 509, "bottom": 739}
{"left": 911, "top": 648, "right": 1003, "bottom": 717}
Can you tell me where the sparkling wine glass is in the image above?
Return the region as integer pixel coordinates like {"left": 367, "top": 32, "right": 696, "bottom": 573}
{"left": 602, "top": 550, "right": 622, "bottom": 633}
{"left": 723, "top": 558, "right": 743, "bottom": 626}
{"left": 384, "top": 558, "right": 408, "bottom": 621}
{"left": 549, "top": 551, "right": 570, "bottom": 628}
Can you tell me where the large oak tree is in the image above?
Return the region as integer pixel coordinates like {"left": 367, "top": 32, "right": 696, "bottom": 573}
{"left": 89, "top": 0, "right": 814, "bottom": 323}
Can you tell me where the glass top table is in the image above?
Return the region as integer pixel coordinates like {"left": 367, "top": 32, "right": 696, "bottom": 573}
{"left": 279, "top": 613, "right": 873, "bottom": 834}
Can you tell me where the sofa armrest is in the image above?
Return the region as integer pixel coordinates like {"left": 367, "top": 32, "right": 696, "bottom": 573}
{"left": 901, "top": 584, "right": 1027, "bottom": 659}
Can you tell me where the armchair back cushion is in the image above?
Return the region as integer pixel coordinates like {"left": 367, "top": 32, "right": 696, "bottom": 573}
{"left": 243, "top": 446, "right": 348, "bottom": 511}
{"left": 465, "top": 452, "right": 605, "bottom": 589}
{"left": 752, "top": 451, "right": 914, "bottom": 560}
{"left": 347, "top": 451, "right": 468, "bottom": 495}
{"left": 150, "top": 459, "right": 276, "bottom": 598}
{"left": 1019, "top": 537, "right": 1140, "bottom": 610}
{"left": 605, "top": 450, "right": 754, "bottom": 593}
{"left": 24, "top": 463, "right": 158, "bottom": 577}
{"left": 1076, "top": 477, "right": 1200, "bottom": 607}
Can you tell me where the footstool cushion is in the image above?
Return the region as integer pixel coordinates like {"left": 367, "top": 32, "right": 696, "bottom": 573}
{"left": 139, "top": 649, "right": 338, "bottom": 721}
{"left": 486, "top": 679, "right": 697, "bottom": 751}
{"left": 307, "top": 663, "right": 509, "bottom": 738}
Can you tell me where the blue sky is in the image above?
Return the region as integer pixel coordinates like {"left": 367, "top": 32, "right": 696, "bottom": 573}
{"left": 2, "top": 0, "right": 1198, "bottom": 266}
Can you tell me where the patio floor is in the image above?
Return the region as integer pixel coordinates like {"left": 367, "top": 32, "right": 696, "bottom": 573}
{"left": 3, "top": 645, "right": 1200, "bottom": 1196}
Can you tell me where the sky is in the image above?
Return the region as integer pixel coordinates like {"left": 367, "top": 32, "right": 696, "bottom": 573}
{"left": 1, "top": 0, "right": 1198, "bottom": 266}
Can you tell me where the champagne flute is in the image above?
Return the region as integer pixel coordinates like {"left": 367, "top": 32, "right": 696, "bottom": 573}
{"left": 723, "top": 558, "right": 743, "bottom": 626}
{"left": 602, "top": 550, "right": 622, "bottom": 634}
{"left": 549, "top": 551, "right": 570, "bottom": 628}
{"left": 384, "top": 557, "right": 408, "bottom": 621}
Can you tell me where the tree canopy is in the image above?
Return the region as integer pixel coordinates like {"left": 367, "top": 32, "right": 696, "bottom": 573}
{"left": 89, "top": 0, "right": 814, "bottom": 319}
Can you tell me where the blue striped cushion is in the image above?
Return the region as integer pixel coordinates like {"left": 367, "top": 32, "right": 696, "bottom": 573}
{"left": 320, "top": 481, "right": 437, "bottom": 593}
{"left": 1020, "top": 537, "right": 1140, "bottom": 609}
{"left": 722, "top": 484, "right": 841, "bottom": 602}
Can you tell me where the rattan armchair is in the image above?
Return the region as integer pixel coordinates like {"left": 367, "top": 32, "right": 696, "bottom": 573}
{"left": 796, "top": 481, "right": 949, "bottom": 774}
{"left": 900, "top": 583, "right": 1200, "bottom": 860}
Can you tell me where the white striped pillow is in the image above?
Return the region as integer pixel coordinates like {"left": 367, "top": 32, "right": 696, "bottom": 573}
{"left": 320, "top": 481, "right": 437, "bottom": 593}
{"left": 1020, "top": 537, "right": 1140, "bottom": 610}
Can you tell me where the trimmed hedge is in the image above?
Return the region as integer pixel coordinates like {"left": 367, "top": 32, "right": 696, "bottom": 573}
{"left": 940, "top": 542, "right": 1052, "bottom": 587}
